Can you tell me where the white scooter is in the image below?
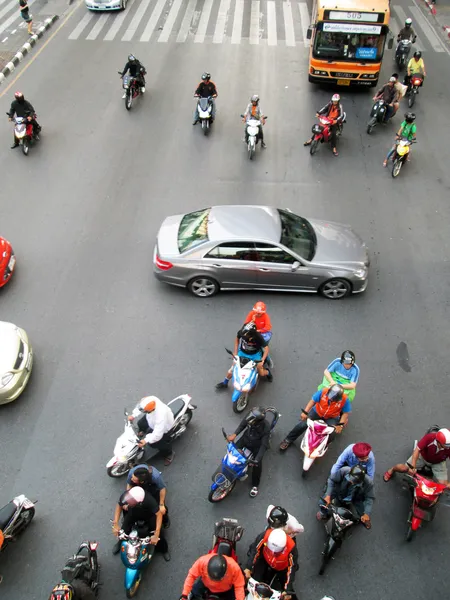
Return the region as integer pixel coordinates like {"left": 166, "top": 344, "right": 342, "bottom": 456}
{"left": 300, "top": 418, "right": 336, "bottom": 477}
{"left": 106, "top": 395, "right": 196, "bottom": 477}
{"left": 241, "top": 115, "right": 267, "bottom": 160}
{"left": 195, "top": 96, "right": 213, "bottom": 135}
{"left": 0, "top": 495, "right": 36, "bottom": 552}
{"left": 246, "top": 578, "right": 281, "bottom": 600}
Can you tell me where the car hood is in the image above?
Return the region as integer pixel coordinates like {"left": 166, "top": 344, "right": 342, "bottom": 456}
{"left": 308, "top": 218, "right": 369, "bottom": 267}
{"left": 156, "top": 214, "right": 183, "bottom": 257}
{"left": 0, "top": 321, "right": 20, "bottom": 374}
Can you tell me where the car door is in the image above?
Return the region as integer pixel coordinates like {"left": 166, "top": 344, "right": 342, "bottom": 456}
{"left": 253, "top": 243, "right": 317, "bottom": 290}
{"left": 202, "top": 242, "right": 259, "bottom": 288}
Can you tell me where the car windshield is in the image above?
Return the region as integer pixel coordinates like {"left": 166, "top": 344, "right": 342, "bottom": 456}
{"left": 278, "top": 209, "right": 316, "bottom": 261}
{"left": 178, "top": 208, "right": 210, "bottom": 253}
{"left": 313, "top": 25, "right": 386, "bottom": 62}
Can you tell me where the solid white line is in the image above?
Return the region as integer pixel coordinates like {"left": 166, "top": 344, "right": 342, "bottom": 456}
{"left": 122, "top": 0, "right": 152, "bottom": 41}
{"left": 86, "top": 13, "right": 109, "bottom": 40}
{"left": 392, "top": 6, "right": 425, "bottom": 52}
{"left": 0, "top": 10, "right": 20, "bottom": 35}
{"left": 409, "top": 5, "right": 444, "bottom": 52}
{"left": 0, "top": 0, "right": 16, "bottom": 23}
{"left": 2, "top": 37, "right": 8, "bottom": 42}
{"left": 213, "top": 0, "right": 230, "bottom": 43}
{"left": 267, "top": 1, "right": 277, "bottom": 45}
{"left": 0, "top": 0, "right": 11, "bottom": 8}
{"left": 68, "top": 11, "right": 95, "bottom": 40}
{"left": 283, "top": 1, "right": 295, "bottom": 46}
{"left": 194, "top": 0, "right": 213, "bottom": 43}
{"left": 11, "top": 28, "right": 16, "bottom": 34}
{"left": 159, "top": 0, "right": 184, "bottom": 42}
{"left": 104, "top": 0, "right": 136, "bottom": 40}
{"left": 298, "top": 1, "right": 310, "bottom": 47}
{"left": 176, "top": 0, "right": 197, "bottom": 42}
{"left": 231, "top": 0, "right": 243, "bottom": 43}
{"left": 140, "top": 0, "right": 167, "bottom": 42}
{"left": 249, "top": 0, "right": 260, "bottom": 44}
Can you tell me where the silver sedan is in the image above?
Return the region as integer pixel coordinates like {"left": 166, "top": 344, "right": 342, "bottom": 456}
{"left": 0, "top": 321, "right": 33, "bottom": 404}
{"left": 153, "top": 205, "right": 370, "bottom": 300}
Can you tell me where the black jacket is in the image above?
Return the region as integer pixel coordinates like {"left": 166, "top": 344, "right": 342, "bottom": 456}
{"left": 234, "top": 418, "right": 270, "bottom": 462}
{"left": 318, "top": 101, "right": 344, "bottom": 123}
{"left": 8, "top": 98, "right": 35, "bottom": 118}
{"left": 71, "top": 579, "right": 96, "bottom": 600}
{"left": 195, "top": 81, "right": 217, "bottom": 98}
{"left": 121, "top": 61, "right": 145, "bottom": 77}
{"left": 325, "top": 466, "right": 375, "bottom": 516}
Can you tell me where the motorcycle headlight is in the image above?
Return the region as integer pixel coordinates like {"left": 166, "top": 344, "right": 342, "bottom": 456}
{"left": 234, "top": 382, "right": 242, "bottom": 391}
{"left": 421, "top": 483, "right": 436, "bottom": 495}
{"left": 119, "top": 455, "right": 128, "bottom": 462}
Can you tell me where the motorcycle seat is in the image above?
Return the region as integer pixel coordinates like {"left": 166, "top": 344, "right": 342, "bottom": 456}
{"left": 0, "top": 502, "right": 17, "bottom": 530}
{"left": 169, "top": 398, "right": 185, "bottom": 419}
{"left": 217, "top": 541, "right": 233, "bottom": 556}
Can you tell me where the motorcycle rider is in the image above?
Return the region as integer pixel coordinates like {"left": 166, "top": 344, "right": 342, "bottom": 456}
{"left": 397, "top": 17, "right": 416, "bottom": 44}
{"left": 405, "top": 51, "right": 426, "bottom": 91}
{"left": 113, "top": 486, "right": 170, "bottom": 561}
{"left": 319, "top": 464, "right": 375, "bottom": 529}
{"left": 128, "top": 396, "right": 175, "bottom": 465}
{"left": 244, "top": 529, "right": 299, "bottom": 600}
{"left": 244, "top": 301, "right": 272, "bottom": 343}
{"left": 216, "top": 322, "right": 273, "bottom": 390}
{"left": 321, "top": 350, "right": 360, "bottom": 400}
{"left": 242, "top": 95, "right": 266, "bottom": 148}
{"left": 391, "top": 73, "right": 406, "bottom": 116}
{"left": 7, "top": 91, "right": 41, "bottom": 148}
{"left": 181, "top": 553, "right": 245, "bottom": 600}
{"left": 127, "top": 464, "right": 169, "bottom": 526}
{"left": 383, "top": 112, "right": 416, "bottom": 167}
{"left": 304, "top": 94, "right": 344, "bottom": 157}
{"left": 226, "top": 407, "right": 272, "bottom": 498}
{"left": 383, "top": 427, "right": 450, "bottom": 486}
{"left": 120, "top": 54, "right": 146, "bottom": 98}
{"left": 373, "top": 77, "right": 398, "bottom": 122}
{"left": 193, "top": 72, "right": 218, "bottom": 124}
{"left": 330, "top": 442, "right": 375, "bottom": 480}
{"left": 279, "top": 384, "right": 351, "bottom": 451}
{"left": 266, "top": 505, "right": 305, "bottom": 537}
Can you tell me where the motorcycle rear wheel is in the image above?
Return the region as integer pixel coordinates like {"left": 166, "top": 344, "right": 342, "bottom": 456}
{"left": 367, "top": 117, "right": 377, "bottom": 134}
{"left": 318, "top": 554, "right": 329, "bottom": 575}
{"left": 202, "top": 121, "right": 209, "bottom": 136}
{"left": 392, "top": 159, "right": 402, "bottom": 178}
{"left": 310, "top": 139, "right": 319, "bottom": 155}
{"left": 405, "top": 524, "right": 414, "bottom": 542}
{"left": 248, "top": 143, "right": 254, "bottom": 160}
{"left": 126, "top": 574, "right": 141, "bottom": 598}
{"left": 233, "top": 393, "right": 249, "bottom": 413}
{"left": 14, "top": 507, "right": 35, "bottom": 535}
{"left": 125, "top": 93, "right": 133, "bottom": 111}
{"left": 408, "top": 93, "right": 415, "bottom": 108}
{"left": 107, "top": 463, "right": 130, "bottom": 477}
{"left": 22, "top": 140, "right": 29, "bottom": 155}
{"left": 208, "top": 480, "right": 236, "bottom": 503}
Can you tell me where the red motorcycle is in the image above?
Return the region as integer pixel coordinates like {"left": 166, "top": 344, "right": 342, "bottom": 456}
{"left": 403, "top": 470, "right": 449, "bottom": 541}
{"left": 407, "top": 75, "right": 423, "bottom": 108}
{"left": 309, "top": 113, "right": 346, "bottom": 156}
{"left": 209, "top": 517, "right": 244, "bottom": 561}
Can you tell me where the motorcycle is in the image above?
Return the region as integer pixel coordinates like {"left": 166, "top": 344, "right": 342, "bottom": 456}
{"left": 318, "top": 501, "right": 360, "bottom": 575}
{"left": 210, "top": 517, "right": 244, "bottom": 561}
{"left": 407, "top": 75, "right": 423, "bottom": 108}
{"left": 0, "top": 494, "right": 37, "bottom": 552}
{"left": 8, "top": 113, "right": 39, "bottom": 156}
{"left": 366, "top": 99, "right": 390, "bottom": 135}
{"left": 391, "top": 137, "right": 415, "bottom": 178}
{"left": 118, "top": 527, "right": 155, "bottom": 598}
{"left": 225, "top": 348, "right": 268, "bottom": 414}
{"left": 241, "top": 115, "right": 267, "bottom": 160}
{"left": 209, "top": 412, "right": 280, "bottom": 503}
{"left": 60, "top": 540, "right": 101, "bottom": 596}
{"left": 300, "top": 418, "right": 336, "bottom": 477}
{"left": 396, "top": 39, "right": 412, "bottom": 69}
{"left": 119, "top": 71, "right": 145, "bottom": 110}
{"left": 106, "top": 394, "right": 196, "bottom": 477}
{"left": 195, "top": 96, "right": 214, "bottom": 135}
{"left": 246, "top": 578, "right": 281, "bottom": 600}
{"left": 309, "top": 113, "right": 346, "bottom": 156}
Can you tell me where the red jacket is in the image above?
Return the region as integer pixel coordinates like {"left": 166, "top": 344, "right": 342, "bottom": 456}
{"left": 182, "top": 554, "right": 245, "bottom": 600}
{"left": 244, "top": 311, "right": 272, "bottom": 333}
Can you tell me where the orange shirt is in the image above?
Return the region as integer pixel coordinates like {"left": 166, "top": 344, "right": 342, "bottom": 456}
{"left": 245, "top": 311, "right": 272, "bottom": 333}
{"left": 328, "top": 105, "right": 339, "bottom": 121}
{"left": 0, "top": 529, "right": 4, "bottom": 549}
{"left": 182, "top": 555, "right": 245, "bottom": 600}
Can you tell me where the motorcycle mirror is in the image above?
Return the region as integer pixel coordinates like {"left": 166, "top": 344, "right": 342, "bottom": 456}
{"left": 388, "top": 37, "right": 394, "bottom": 49}
{"left": 124, "top": 408, "right": 129, "bottom": 416}
{"left": 306, "top": 27, "right": 312, "bottom": 40}
{"left": 221, "top": 427, "right": 228, "bottom": 439}
{"left": 225, "top": 348, "right": 235, "bottom": 357}
{"left": 240, "top": 114, "right": 245, "bottom": 118}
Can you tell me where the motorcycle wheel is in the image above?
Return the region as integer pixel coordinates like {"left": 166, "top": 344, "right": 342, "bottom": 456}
{"left": 22, "top": 140, "right": 29, "bottom": 156}
{"left": 318, "top": 554, "right": 329, "bottom": 576}
{"left": 208, "top": 480, "right": 236, "bottom": 503}
{"left": 405, "top": 524, "right": 414, "bottom": 542}
{"left": 392, "top": 159, "right": 402, "bottom": 178}
{"left": 310, "top": 138, "right": 319, "bottom": 155}
{"left": 107, "top": 463, "right": 130, "bottom": 477}
{"left": 202, "top": 121, "right": 209, "bottom": 136}
{"left": 126, "top": 574, "right": 141, "bottom": 598}
{"left": 248, "top": 143, "right": 254, "bottom": 160}
{"left": 367, "top": 117, "right": 377, "bottom": 134}
{"left": 15, "top": 507, "right": 35, "bottom": 535}
{"left": 233, "top": 393, "right": 249, "bottom": 414}
{"left": 408, "top": 93, "right": 415, "bottom": 108}
{"left": 125, "top": 93, "right": 133, "bottom": 111}
{"left": 301, "top": 467, "right": 309, "bottom": 479}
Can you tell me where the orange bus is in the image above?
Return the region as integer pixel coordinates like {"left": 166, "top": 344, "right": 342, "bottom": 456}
{"left": 307, "top": 0, "right": 393, "bottom": 87}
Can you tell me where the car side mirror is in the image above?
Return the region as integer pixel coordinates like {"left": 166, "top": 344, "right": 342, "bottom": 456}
{"left": 388, "top": 37, "right": 393, "bottom": 50}
{"left": 291, "top": 261, "right": 301, "bottom": 271}
{"left": 306, "top": 27, "right": 312, "bottom": 40}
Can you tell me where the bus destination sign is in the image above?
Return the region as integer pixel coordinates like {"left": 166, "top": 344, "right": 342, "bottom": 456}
{"left": 329, "top": 11, "right": 380, "bottom": 22}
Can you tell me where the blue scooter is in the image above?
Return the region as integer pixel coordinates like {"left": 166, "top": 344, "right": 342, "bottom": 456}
{"left": 208, "top": 410, "right": 280, "bottom": 503}
{"left": 225, "top": 348, "right": 267, "bottom": 414}
{"left": 118, "top": 527, "right": 155, "bottom": 598}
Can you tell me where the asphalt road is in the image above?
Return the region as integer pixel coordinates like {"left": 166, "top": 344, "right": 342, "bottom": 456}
{"left": 1, "top": 2, "right": 450, "bottom": 598}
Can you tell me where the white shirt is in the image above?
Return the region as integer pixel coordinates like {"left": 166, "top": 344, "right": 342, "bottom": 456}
{"left": 266, "top": 505, "right": 305, "bottom": 536}
{"left": 132, "top": 397, "right": 174, "bottom": 445}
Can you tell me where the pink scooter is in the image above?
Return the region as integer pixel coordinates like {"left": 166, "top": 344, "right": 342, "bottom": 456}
{"left": 300, "top": 418, "right": 336, "bottom": 477}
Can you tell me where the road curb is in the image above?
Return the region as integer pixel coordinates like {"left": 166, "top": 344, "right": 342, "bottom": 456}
{"left": 0, "top": 15, "right": 59, "bottom": 85}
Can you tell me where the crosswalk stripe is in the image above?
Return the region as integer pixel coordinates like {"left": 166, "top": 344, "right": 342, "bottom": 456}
{"left": 122, "top": 0, "right": 152, "bottom": 41}
{"left": 68, "top": 11, "right": 95, "bottom": 40}
{"left": 0, "top": 10, "right": 20, "bottom": 35}
{"left": 213, "top": 0, "right": 231, "bottom": 44}
{"left": 392, "top": 6, "right": 425, "bottom": 54}
{"left": 177, "top": 0, "right": 197, "bottom": 42}
{"left": 140, "top": 0, "right": 167, "bottom": 42}
{"left": 0, "top": 0, "right": 16, "bottom": 23}
{"left": 86, "top": 13, "right": 109, "bottom": 40}
{"left": 409, "top": 5, "right": 444, "bottom": 52}
{"left": 283, "top": 1, "right": 295, "bottom": 47}
{"left": 158, "top": 0, "right": 184, "bottom": 42}
{"left": 104, "top": 0, "right": 136, "bottom": 40}
{"left": 267, "top": 1, "right": 277, "bottom": 46}
{"left": 249, "top": 0, "right": 260, "bottom": 45}
{"left": 195, "top": 0, "right": 214, "bottom": 43}
{"left": 298, "top": 2, "right": 310, "bottom": 47}
{"left": 231, "top": 0, "right": 244, "bottom": 44}
{"left": 0, "top": 0, "right": 12, "bottom": 8}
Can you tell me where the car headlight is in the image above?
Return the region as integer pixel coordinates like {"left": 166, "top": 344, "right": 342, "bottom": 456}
{"left": 354, "top": 268, "right": 367, "bottom": 279}
{"left": 1, "top": 372, "right": 14, "bottom": 387}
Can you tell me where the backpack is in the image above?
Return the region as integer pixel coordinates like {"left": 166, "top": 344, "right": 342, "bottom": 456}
{"left": 61, "top": 555, "right": 92, "bottom": 584}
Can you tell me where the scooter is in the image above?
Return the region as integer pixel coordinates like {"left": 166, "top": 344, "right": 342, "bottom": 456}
{"left": 407, "top": 75, "right": 423, "bottom": 108}
{"left": 318, "top": 501, "right": 360, "bottom": 575}
{"left": 195, "top": 96, "right": 214, "bottom": 135}
{"left": 60, "top": 540, "right": 101, "bottom": 596}
{"left": 0, "top": 494, "right": 37, "bottom": 552}
{"left": 391, "top": 137, "right": 416, "bottom": 178}
{"left": 246, "top": 578, "right": 281, "bottom": 600}
{"left": 366, "top": 99, "right": 390, "bottom": 134}
{"left": 300, "top": 419, "right": 336, "bottom": 477}
{"left": 309, "top": 113, "right": 346, "bottom": 156}
{"left": 8, "top": 113, "right": 39, "bottom": 156}
{"left": 118, "top": 527, "right": 155, "bottom": 598}
{"left": 106, "top": 394, "right": 196, "bottom": 477}
{"left": 210, "top": 517, "right": 244, "bottom": 561}
{"left": 241, "top": 115, "right": 267, "bottom": 160}
{"left": 119, "top": 70, "right": 146, "bottom": 111}
{"left": 225, "top": 348, "right": 265, "bottom": 414}
{"left": 209, "top": 412, "right": 280, "bottom": 503}
{"left": 396, "top": 39, "right": 413, "bottom": 69}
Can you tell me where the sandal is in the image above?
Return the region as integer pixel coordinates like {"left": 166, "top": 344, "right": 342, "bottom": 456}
{"left": 164, "top": 451, "right": 175, "bottom": 466}
{"left": 383, "top": 160, "right": 387, "bottom": 168}
{"left": 303, "top": 140, "right": 312, "bottom": 146}
{"left": 249, "top": 487, "right": 259, "bottom": 498}
{"left": 279, "top": 440, "right": 291, "bottom": 452}
{"left": 332, "top": 149, "right": 339, "bottom": 157}
{"left": 383, "top": 470, "right": 393, "bottom": 482}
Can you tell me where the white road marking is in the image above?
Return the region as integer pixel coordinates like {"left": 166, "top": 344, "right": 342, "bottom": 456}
{"left": 122, "top": 0, "right": 152, "bottom": 42}
{"left": 213, "top": 0, "right": 230, "bottom": 44}
{"left": 176, "top": 0, "right": 197, "bottom": 42}
{"left": 68, "top": 11, "right": 95, "bottom": 40}
{"left": 140, "top": 0, "right": 167, "bottom": 42}
{"left": 86, "top": 13, "right": 110, "bottom": 40}
{"left": 231, "top": 0, "right": 243, "bottom": 44}
{"left": 194, "top": 0, "right": 214, "bottom": 43}
{"left": 249, "top": 0, "right": 260, "bottom": 44}
{"left": 298, "top": 1, "right": 310, "bottom": 47}
{"left": 283, "top": 1, "right": 295, "bottom": 47}
{"left": 267, "top": 0, "right": 277, "bottom": 46}
{"left": 104, "top": 0, "right": 136, "bottom": 41}
{"left": 159, "top": 0, "right": 184, "bottom": 42}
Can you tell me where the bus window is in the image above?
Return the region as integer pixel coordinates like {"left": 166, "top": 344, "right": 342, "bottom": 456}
{"left": 313, "top": 26, "right": 387, "bottom": 61}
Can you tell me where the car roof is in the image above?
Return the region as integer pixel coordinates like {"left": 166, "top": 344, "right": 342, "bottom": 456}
{"left": 208, "top": 206, "right": 282, "bottom": 243}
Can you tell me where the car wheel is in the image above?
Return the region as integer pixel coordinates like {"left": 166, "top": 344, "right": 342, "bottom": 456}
{"left": 320, "top": 278, "right": 352, "bottom": 299}
{"left": 188, "top": 276, "right": 219, "bottom": 298}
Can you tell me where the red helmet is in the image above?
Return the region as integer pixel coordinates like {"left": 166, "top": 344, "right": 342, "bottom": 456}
{"left": 436, "top": 429, "right": 450, "bottom": 447}
{"left": 14, "top": 91, "right": 23, "bottom": 99}
{"left": 253, "top": 301, "right": 266, "bottom": 314}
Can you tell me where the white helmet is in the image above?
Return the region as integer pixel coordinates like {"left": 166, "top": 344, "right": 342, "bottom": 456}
{"left": 436, "top": 428, "right": 450, "bottom": 447}
{"left": 331, "top": 94, "right": 340, "bottom": 102}
{"left": 319, "top": 597, "right": 336, "bottom": 600}
{"left": 267, "top": 529, "right": 287, "bottom": 553}
{"left": 405, "top": 17, "right": 412, "bottom": 26}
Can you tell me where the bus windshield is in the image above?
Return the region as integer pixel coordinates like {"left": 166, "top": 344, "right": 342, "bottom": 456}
{"left": 313, "top": 24, "right": 386, "bottom": 62}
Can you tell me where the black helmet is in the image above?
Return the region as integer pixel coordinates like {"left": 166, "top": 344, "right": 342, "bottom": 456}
{"left": 207, "top": 554, "right": 227, "bottom": 581}
{"left": 246, "top": 406, "right": 266, "bottom": 426}
{"left": 346, "top": 465, "right": 366, "bottom": 485}
{"left": 327, "top": 384, "right": 344, "bottom": 402}
{"left": 128, "top": 54, "right": 136, "bottom": 62}
{"left": 242, "top": 321, "right": 257, "bottom": 334}
{"left": 340, "top": 350, "right": 355, "bottom": 366}
{"left": 413, "top": 51, "right": 422, "bottom": 59}
{"left": 268, "top": 506, "right": 288, "bottom": 528}
{"left": 202, "top": 72, "right": 211, "bottom": 81}
{"left": 404, "top": 112, "right": 416, "bottom": 123}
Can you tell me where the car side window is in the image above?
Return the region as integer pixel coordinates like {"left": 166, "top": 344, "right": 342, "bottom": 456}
{"left": 205, "top": 242, "right": 259, "bottom": 261}
{"left": 254, "top": 243, "right": 296, "bottom": 264}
